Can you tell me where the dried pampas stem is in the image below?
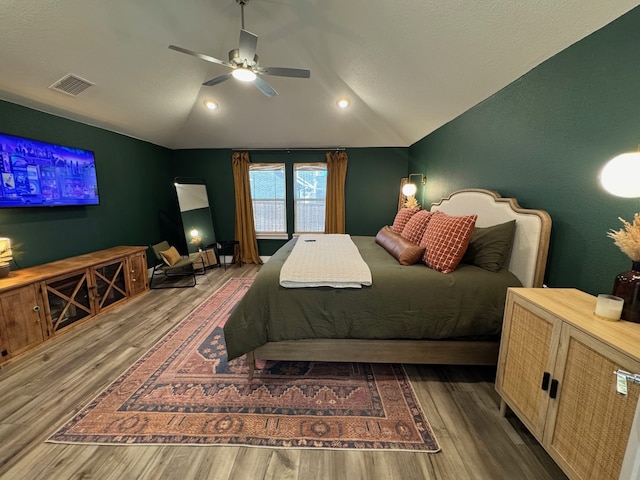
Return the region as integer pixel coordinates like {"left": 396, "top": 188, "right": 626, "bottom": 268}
{"left": 608, "top": 213, "right": 640, "bottom": 262}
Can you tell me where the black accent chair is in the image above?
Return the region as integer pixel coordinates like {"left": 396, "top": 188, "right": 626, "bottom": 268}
{"left": 149, "top": 241, "right": 203, "bottom": 289}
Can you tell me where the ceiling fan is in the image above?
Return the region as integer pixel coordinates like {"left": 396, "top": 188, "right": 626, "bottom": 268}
{"left": 169, "top": 0, "right": 310, "bottom": 97}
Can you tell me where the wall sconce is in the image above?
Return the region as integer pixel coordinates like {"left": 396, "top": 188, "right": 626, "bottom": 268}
{"left": 600, "top": 149, "right": 640, "bottom": 198}
{"left": 401, "top": 174, "right": 426, "bottom": 208}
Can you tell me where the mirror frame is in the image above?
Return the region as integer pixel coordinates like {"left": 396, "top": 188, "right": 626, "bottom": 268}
{"left": 174, "top": 177, "right": 216, "bottom": 254}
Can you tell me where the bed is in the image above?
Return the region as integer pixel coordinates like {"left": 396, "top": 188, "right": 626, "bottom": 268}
{"left": 223, "top": 189, "right": 551, "bottom": 374}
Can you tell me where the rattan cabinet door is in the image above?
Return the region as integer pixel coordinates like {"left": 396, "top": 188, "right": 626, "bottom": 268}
{"left": 544, "top": 325, "right": 640, "bottom": 480}
{"left": 496, "top": 294, "right": 563, "bottom": 441}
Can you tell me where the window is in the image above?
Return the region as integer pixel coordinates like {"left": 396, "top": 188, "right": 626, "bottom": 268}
{"left": 249, "top": 163, "right": 286, "bottom": 238}
{"left": 294, "top": 163, "right": 327, "bottom": 234}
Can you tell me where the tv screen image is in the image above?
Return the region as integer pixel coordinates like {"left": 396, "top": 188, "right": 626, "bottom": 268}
{"left": 0, "top": 132, "right": 99, "bottom": 207}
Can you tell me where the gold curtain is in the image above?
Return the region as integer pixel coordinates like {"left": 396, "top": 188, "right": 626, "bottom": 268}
{"left": 324, "top": 151, "right": 348, "bottom": 234}
{"left": 232, "top": 151, "right": 262, "bottom": 265}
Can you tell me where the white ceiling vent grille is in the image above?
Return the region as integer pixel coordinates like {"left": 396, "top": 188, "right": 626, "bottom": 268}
{"left": 49, "top": 74, "right": 94, "bottom": 97}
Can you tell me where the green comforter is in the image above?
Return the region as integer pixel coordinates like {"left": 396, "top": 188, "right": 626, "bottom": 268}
{"left": 224, "top": 236, "right": 521, "bottom": 360}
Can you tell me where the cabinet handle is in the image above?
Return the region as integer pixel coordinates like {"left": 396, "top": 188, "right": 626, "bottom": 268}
{"left": 549, "top": 379, "right": 559, "bottom": 399}
{"left": 541, "top": 372, "right": 551, "bottom": 391}
{"left": 33, "top": 305, "right": 40, "bottom": 312}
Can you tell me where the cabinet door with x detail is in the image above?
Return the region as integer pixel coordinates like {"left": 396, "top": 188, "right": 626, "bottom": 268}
{"left": 44, "top": 270, "right": 93, "bottom": 332}
{"left": 91, "top": 258, "right": 127, "bottom": 313}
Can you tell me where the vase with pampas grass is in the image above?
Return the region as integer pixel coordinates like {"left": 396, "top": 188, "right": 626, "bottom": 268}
{"left": 608, "top": 214, "right": 640, "bottom": 322}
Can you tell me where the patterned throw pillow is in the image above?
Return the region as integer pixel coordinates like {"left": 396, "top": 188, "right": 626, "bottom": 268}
{"left": 421, "top": 211, "right": 477, "bottom": 273}
{"left": 401, "top": 210, "right": 432, "bottom": 244}
{"left": 391, "top": 207, "right": 421, "bottom": 234}
{"left": 159, "top": 246, "right": 181, "bottom": 266}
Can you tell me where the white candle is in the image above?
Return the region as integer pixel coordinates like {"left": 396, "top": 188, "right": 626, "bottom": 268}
{"left": 595, "top": 294, "right": 624, "bottom": 321}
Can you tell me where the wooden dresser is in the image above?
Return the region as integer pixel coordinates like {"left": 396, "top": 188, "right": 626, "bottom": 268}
{"left": 496, "top": 288, "right": 640, "bottom": 480}
{"left": 0, "top": 246, "right": 149, "bottom": 365}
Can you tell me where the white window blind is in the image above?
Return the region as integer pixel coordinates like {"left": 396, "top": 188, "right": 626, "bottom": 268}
{"left": 294, "top": 163, "right": 327, "bottom": 234}
{"left": 249, "top": 163, "right": 286, "bottom": 236}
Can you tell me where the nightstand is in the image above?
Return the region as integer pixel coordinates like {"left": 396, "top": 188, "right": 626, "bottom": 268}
{"left": 496, "top": 287, "right": 640, "bottom": 480}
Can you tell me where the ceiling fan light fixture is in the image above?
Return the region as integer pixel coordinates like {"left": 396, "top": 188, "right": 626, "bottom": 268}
{"left": 204, "top": 99, "right": 218, "bottom": 110}
{"left": 170, "top": 0, "right": 309, "bottom": 97}
{"left": 232, "top": 68, "right": 257, "bottom": 82}
{"left": 337, "top": 98, "right": 350, "bottom": 109}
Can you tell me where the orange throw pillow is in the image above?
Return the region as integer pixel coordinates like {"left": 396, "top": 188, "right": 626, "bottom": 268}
{"left": 391, "top": 207, "right": 421, "bottom": 234}
{"left": 401, "top": 210, "right": 432, "bottom": 244}
{"left": 421, "top": 211, "right": 477, "bottom": 273}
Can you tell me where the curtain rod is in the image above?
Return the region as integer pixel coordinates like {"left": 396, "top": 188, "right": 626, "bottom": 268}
{"left": 233, "top": 147, "right": 346, "bottom": 152}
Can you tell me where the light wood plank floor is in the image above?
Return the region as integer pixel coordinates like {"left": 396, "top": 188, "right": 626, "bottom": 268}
{"left": 0, "top": 265, "right": 567, "bottom": 480}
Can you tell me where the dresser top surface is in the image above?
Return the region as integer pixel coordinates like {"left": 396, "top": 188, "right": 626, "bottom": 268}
{"left": 508, "top": 287, "right": 640, "bottom": 362}
{"left": 0, "top": 246, "right": 147, "bottom": 292}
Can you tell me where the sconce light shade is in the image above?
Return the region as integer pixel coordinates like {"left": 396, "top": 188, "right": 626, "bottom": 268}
{"left": 400, "top": 174, "right": 426, "bottom": 209}
{"left": 600, "top": 152, "right": 640, "bottom": 198}
{"left": 190, "top": 228, "right": 199, "bottom": 238}
{"left": 402, "top": 183, "right": 418, "bottom": 197}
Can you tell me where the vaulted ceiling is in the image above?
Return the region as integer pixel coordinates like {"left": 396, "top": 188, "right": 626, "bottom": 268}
{"left": 1, "top": 1, "right": 639, "bottom": 150}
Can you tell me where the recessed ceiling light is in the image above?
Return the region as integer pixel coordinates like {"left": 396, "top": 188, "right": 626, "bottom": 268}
{"left": 337, "top": 98, "right": 350, "bottom": 109}
{"left": 204, "top": 100, "right": 218, "bottom": 110}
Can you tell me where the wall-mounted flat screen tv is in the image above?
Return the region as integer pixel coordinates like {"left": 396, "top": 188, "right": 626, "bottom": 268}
{"left": 0, "top": 132, "right": 99, "bottom": 207}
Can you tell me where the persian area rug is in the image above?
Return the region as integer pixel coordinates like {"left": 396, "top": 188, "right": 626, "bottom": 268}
{"left": 48, "top": 278, "right": 440, "bottom": 452}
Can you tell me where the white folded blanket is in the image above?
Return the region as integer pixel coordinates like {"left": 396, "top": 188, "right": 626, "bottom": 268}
{"left": 279, "top": 234, "right": 372, "bottom": 288}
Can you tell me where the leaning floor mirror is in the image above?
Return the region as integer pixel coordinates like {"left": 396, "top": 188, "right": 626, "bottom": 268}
{"left": 174, "top": 178, "right": 216, "bottom": 255}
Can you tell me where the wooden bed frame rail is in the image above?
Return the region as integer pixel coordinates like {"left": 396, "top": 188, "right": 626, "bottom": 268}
{"left": 247, "top": 339, "right": 499, "bottom": 380}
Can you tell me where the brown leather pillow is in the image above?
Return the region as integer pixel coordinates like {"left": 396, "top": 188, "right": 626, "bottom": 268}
{"left": 375, "top": 226, "right": 425, "bottom": 265}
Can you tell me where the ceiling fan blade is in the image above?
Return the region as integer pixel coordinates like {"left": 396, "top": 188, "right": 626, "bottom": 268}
{"left": 168, "top": 45, "right": 233, "bottom": 68}
{"left": 203, "top": 73, "right": 234, "bottom": 87}
{"left": 254, "top": 76, "right": 277, "bottom": 97}
{"left": 260, "top": 67, "right": 311, "bottom": 78}
{"left": 238, "top": 29, "right": 258, "bottom": 64}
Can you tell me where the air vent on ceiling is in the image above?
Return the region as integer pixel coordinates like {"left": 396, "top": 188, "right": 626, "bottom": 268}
{"left": 49, "top": 74, "right": 94, "bottom": 97}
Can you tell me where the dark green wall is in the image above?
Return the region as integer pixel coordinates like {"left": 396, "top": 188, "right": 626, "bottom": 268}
{"left": 0, "top": 100, "right": 176, "bottom": 268}
{"left": 0, "top": 99, "right": 407, "bottom": 268}
{"left": 344, "top": 148, "right": 409, "bottom": 235}
{"left": 172, "top": 148, "right": 409, "bottom": 255}
{"left": 409, "top": 6, "right": 640, "bottom": 295}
